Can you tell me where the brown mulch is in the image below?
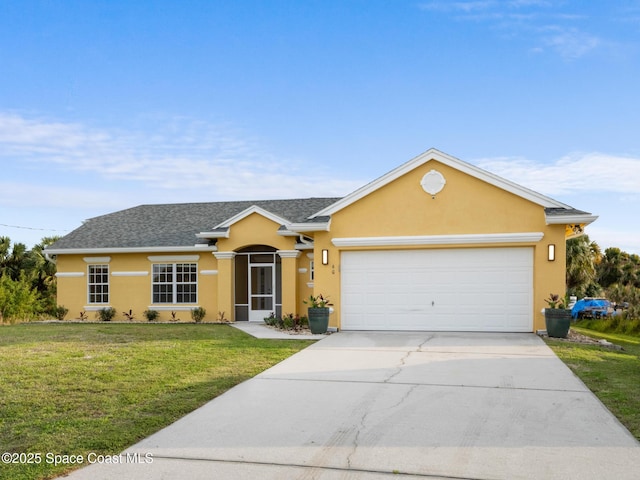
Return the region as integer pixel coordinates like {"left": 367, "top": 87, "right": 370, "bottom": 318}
{"left": 541, "top": 328, "right": 624, "bottom": 350}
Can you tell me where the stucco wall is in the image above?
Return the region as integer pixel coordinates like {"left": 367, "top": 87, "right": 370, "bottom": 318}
{"left": 55, "top": 252, "right": 218, "bottom": 322}
{"left": 311, "top": 159, "right": 567, "bottom": 332}
{"left": 54, "top": 212, "right": 309, "bottom": 322}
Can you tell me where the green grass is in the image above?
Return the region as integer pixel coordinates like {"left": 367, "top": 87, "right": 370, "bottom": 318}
{"left": 574, "top": 315, "right": 640, "bottom": 335}
{"left": 0, "top": 323, "right": 314, "bottom": 480}
{"left": 545, "top": 326, "right": 640, "bottom": 440}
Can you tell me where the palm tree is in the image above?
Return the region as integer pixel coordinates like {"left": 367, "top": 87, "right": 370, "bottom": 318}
{"left": 0, "top": 236, "right": 30, "bottom": 281}
{"left": 28, "top": 237, "right": 60, "bottom": 312}
{"left": 566, "top": 235, "right": 601, "bottom": 297}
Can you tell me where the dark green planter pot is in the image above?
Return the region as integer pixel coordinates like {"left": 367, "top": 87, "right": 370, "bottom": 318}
{"left": 308, "top": 307, "right": 330, "bottom": 334}
{"left": 545, "top": 309, "right": 572, "bottom": 338}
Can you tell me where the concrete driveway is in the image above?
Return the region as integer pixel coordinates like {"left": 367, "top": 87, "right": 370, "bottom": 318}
{"left": 64, "top": 331, "right": 640, "bottom": 480}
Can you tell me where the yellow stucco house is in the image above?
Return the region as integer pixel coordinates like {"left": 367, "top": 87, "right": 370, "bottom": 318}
{"left": 46, "top": 149, "right": 597, "bottom": 332}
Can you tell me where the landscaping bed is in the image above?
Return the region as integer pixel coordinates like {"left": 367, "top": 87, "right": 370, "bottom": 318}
{"left": 540, "top": 328, "right": 625, "bottom": 350}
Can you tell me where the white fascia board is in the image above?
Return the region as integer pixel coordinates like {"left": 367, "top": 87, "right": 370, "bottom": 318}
{"left": 545, "top": 214, "right": 599, "bottom": 225}
{"left": 196, "top": 230, "right": 229, "bottom": 239}
{"left": 286, "top": 222, "right": 331, "bottom": 233}
{"left": 194, "top": 244, "right": 217, "bottom": 251}
{"left": 213, "top": 205, "right": 290, "bottom": 229}
{"left": 44, "top": 246, "right": 217, "bottom": 255}
{"left": 332, "top": 232, "right": 545, "bottom": 247}
{"left": 312, "top": 148, "right": 570, "bottom": 218}
{"left": 277, "top": 229, "right": 300, "bottom": 237}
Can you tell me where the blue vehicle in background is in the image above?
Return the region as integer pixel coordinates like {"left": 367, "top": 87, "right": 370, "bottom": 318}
{"left": 571, "top": 298, "right": 613, "bottom": 319}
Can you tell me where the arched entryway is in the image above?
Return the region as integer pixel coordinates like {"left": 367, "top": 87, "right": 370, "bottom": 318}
{"left": 234, "top": 246, "right": 282, "bottom": 321}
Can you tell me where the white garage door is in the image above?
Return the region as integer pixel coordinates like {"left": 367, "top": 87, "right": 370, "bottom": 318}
{"left": 341, "top": 248, "right": 533, "bottom": 332}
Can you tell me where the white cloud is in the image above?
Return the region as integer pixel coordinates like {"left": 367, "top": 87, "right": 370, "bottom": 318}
{"left": 0, "top": 113, "right": 364, "bottom": 202}
{"left": 475, "top": 152, "right": 640, "bottom": 196}
{"left": 418, "top": 1, "right": 496, "bottom": 13}
{"left": 584, "top": 225, "right": 640, "bottom": 256}
{"left": 418, "top": 0, "right": 607, "bottom": 60}
{"left": 475, "top": 152, "right": 640, "bottom": 255}
{"left": 537, "top": 26, "right": 602, "bottom": 59}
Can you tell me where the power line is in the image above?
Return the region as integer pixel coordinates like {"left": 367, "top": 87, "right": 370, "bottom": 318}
{"left": 0, "top": 223, "right": 69, "bottom": 233}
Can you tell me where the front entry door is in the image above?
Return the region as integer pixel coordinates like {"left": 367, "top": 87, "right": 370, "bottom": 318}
{"left": 249, "top": 265, "right": 274, "bottom": 321}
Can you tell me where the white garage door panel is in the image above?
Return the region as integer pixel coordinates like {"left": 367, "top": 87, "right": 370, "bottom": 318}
{"left": 341, "top": 248, "right": 533, "bottom": 332}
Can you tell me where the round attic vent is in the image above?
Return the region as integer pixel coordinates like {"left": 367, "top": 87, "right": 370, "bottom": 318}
{"left": 420, "top": 169, "right": 446, "bottom": 197}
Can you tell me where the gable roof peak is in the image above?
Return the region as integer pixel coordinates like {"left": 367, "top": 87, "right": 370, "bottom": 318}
{"left": 311, "top": 148, "right": 572, "bottom": 218}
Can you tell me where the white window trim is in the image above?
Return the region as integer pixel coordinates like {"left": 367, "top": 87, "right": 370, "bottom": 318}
{"left": 87, "top": 264, "right": 110, "bottom": 305}
{"left": 151, "top": 262, "right": 198, "bottom": 305}
{"left": 148, "top": 255, "right": 200, "bottom": 262}
{"left": 83, "top": 256, "right": 111, "bottom": 263}
{"left": 146, "top": 306, "right": 200, "bottom": 312}
{"left": 84, "top": 305, "right": 111, "bottom": 311}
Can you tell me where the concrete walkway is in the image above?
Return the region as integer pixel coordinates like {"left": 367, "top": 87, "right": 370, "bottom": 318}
{"left": 229, "top": 321, "right": 330, "bottom": 339}
{"left": 63, "top": 332, "right": 640, "bottom": 480}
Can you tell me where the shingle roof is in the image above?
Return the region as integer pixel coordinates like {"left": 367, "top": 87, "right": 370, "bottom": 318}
{"left": 50, "top": 198, "right": 341, "bottom": 250}
{"left": 544, "top": 207, "right": 592, "bottom": 217}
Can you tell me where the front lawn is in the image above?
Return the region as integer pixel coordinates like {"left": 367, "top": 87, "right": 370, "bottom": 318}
{"left": 545, "top": 326, "right": 640, "bottom": 440}
{"left": 0, "top": 323, "right": 314, "bottom": 480}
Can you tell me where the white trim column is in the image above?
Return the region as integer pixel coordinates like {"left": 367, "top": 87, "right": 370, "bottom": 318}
{"left": 214, "top": 252, "right": 236, "bottom": 321}
{"left": 277, "top": 250, "right": 301, "bottom": 317}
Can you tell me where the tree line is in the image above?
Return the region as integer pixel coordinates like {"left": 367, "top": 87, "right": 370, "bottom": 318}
{"left": 1, "top": 234, "right": 639, "bottom": 323}
{"left": 0, "top": 236, "right": 59, "bottom": 323}
{"left": 566, "top": 235, "right": 640, "bottom": 318}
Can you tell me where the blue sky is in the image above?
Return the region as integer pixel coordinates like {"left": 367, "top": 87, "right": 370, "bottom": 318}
{"left": 1, "top": 0, "right": 639, "bottom": 254}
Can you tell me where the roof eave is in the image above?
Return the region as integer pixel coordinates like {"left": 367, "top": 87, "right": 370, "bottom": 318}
{"left": 286, "top": 222, "right": 331, "bottom": 233}
{"left": 310, "top": 148, "right": 571, "bottom": 218}
{"left": 44, "top": 245, "right": 218, "bottom": 255}
{"left": 214, "top": 205, "right": 291, "bottom": 229}
{"left": 545, "top": 214, "right": 599, "bottom": 225}
{"left": 277, "top": 229, "right": 301, "bottom": 237}
{"left": 196, "top": 230, "right": 230, "bottom": 239}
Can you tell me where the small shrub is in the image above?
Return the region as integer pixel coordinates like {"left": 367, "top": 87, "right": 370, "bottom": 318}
{"left": 96, "top": 307, "right": 116, "bottom": 322}
{"left": 191, "top": 307, "right": 206, "bottom": 323}
{"left": 78, "top": 311, "right": 88, "bottom": 321}
{"left": 217, "top": 311, "right": 228, "bottom": 323}
{"left": 0, "top": 273, "right": 41, "bottom": 323}
{"left": 143, "top": 309, "right": 160, "bottom": 322}
{"left": 170, "top": 311, "right": 180, "bottom": 322}
{"left": 282, "top": 314, "right": 294, "bottom": 330}
{"left": 122, "top": 309, "right": 135, "bottom": 321}
{"left": 264, "top": 312, "right": 277, "bottom": 326}
{"left": 53, "top": 305, "right": 69, "bottom": 321}
{"left": 264, "top": 313, "right": 307, "bottom": 331}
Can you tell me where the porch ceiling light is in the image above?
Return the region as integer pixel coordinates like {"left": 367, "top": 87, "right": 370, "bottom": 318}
{"left": 548, "top": 244, "right": 555, "bottom": 262}
{"left": 322, "top": 249, "right": 329, "bottom": 265}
